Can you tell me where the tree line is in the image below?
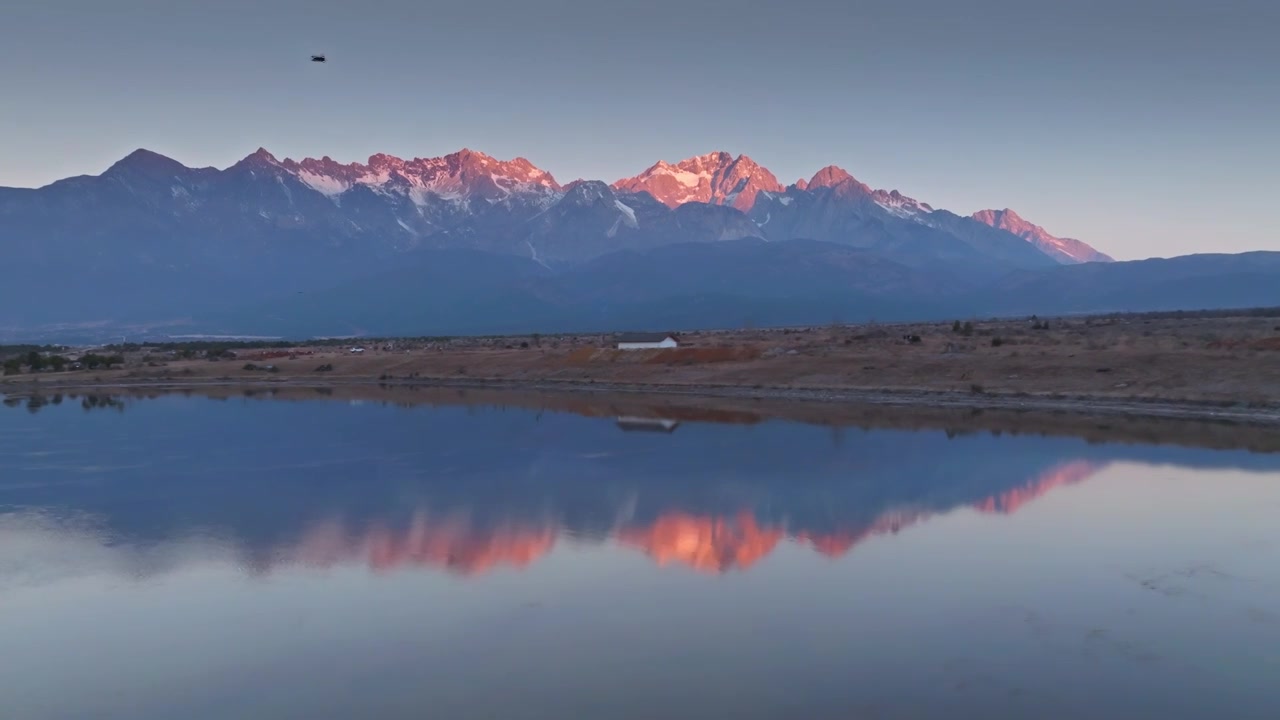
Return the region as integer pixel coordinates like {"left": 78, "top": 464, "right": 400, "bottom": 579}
{"left": 2, "top": 351, "right": 123, "bottom": 375}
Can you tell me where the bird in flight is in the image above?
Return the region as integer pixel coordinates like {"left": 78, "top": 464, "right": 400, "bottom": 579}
{"left": 311, "top": 54, "right": 326, "bottom": 63}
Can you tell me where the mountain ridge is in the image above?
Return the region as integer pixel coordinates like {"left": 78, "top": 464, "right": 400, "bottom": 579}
{"left": 10, "top": 145, "right": 1268, "bottom": 342}
{"left": 611, "top": 151, "right": 784, "bottom": 211}
{"left": 196, "top": 241, "right": 1280, "bottom": 340}
{"left": 8, "top": 146, "right": 1107, "bottom": 266}
{"left": 972, "top": 208, "right": 1113, "bottom": 264}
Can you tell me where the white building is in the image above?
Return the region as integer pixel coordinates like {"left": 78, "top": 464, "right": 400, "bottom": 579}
{"left": 615, "top": 416, "right": 680, "bottom": 433}
{"left": 616, "top": 332, "right": 679, "bottom": 350}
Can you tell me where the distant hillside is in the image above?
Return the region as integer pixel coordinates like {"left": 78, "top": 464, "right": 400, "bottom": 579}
{"left": 202, "top": 241, "right": 956, "bottom": 337}
{"left": 199, "top": 242, "right": 1280, "bottom": 338}
{"left": 972, "top": 252, "right": 1280, "bottom": 316}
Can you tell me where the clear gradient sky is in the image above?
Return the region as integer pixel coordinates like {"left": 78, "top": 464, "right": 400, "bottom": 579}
{"left": 2, "top": 0, "right": 1277, "bottom": 260}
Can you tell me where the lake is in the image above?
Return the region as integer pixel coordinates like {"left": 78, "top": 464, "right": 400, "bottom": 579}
{"left": 1, "top": 391, "right": 1278, "bottom": 719}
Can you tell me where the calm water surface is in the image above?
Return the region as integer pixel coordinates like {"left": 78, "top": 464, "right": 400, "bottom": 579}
{"left": 1, "top": 393, "right": 1278, "bottom": 719}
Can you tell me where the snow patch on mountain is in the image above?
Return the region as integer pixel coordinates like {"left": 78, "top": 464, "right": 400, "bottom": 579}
{"left": 614, "top": 200, "right": 638, "bottom": 228}
{"left": 525, "top": 240, "right": 551, "bottom": 269}
{"left": 276, "top": 149, "right": 561, "bottom": 209}
{"left": 275, "top": 176, "right": 294, "bottom": 207}
{"left": 298, "top": 171, "right": 349, "bottom": 198}
{"left": 873, "top": 190, "right": 934, "bottom": 221}
{"left": 671, "top": 169, "right": 703, "bottom": 189}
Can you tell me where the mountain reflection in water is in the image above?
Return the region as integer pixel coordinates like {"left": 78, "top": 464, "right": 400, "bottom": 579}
{"left": 3, "top": 392, "right": 1280, "bottom": 720}
{"left": 303, "top": 460, "right": 1101, "bottom": 576}
{"left": 3, "top": 392, "right": 1260, "bottom": 582}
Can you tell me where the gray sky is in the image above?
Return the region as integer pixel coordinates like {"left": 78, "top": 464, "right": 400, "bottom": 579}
{"left": 2, "top": 0, "right": 1277, "bottom": 260}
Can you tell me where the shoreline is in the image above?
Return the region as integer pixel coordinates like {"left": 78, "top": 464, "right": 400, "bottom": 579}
{"left": 5, "top": 311, "right": 1279, "bottom": 431}
{"left": 6, "top": 375, "right": 1280, "bottom": 427}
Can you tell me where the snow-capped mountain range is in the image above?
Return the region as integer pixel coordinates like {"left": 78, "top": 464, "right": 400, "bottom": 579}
{"left": 213, "top": 146, "right": 1106, "bottom": 267}
{"left": 26, "top": 145, "right": 1266, "bottom": 338}
{"left": 282, "top": 148, "right": 561, "bottom": 208}
{"left": 0, "top": 145, "right": 1097, "bottom": 271}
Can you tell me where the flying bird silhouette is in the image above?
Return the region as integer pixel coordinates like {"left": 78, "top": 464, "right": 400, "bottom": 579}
{"left": 310, "top": 54, "right": 326, "bottom": 63}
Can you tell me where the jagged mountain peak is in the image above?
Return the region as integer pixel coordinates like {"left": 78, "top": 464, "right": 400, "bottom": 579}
{"left": 268, "top": 148, "right": 561, "bottom": 204}
{"left": 365, "top": 152, "right": 403, "bottom": 168}
{"left": 118, "top": 147, "right": 175, "bottom": 164}
{"left": 561, "top": 179, "right": 615, "bottom": 204}
{"left": 224, "top": 147, "right": 284, "bottom": 175}
{"left": 871, "top": 187, "right": 934, "bottom": 218}
{"left": 797, "top": 165, "right": 936, "bottom": 219}
{"left": 246, "top": 147, "right": 279, "bottom": 164}
{"left": 613, "top": 151, "right": 782, "bottom": 211}
{"left": 807, "top": 165, "right": 860, "bottom": 189}
{"left": 103, "top": 148, "right": 189, "bottom": 178}
{"left": 979, "top": 207, "right": 1021, "bottom": 222}
{"left": 680, "top": 150, "right": 735, "bottom": 168}
{"left": 972, "top": 208, "right": 1113, "bottom": 264}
